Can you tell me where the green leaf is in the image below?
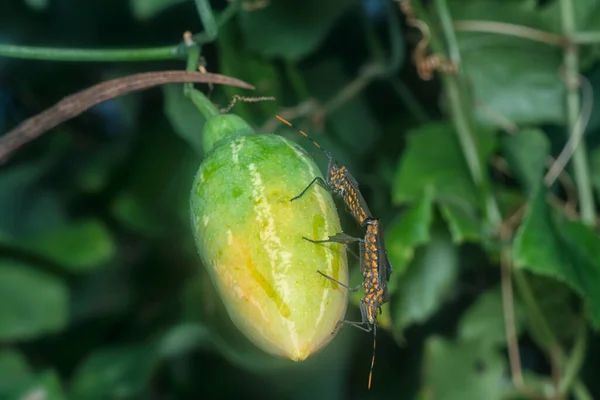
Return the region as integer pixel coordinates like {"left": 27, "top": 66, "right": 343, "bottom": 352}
{"left": 111, "top": 116, "right": 198, "bottom": 235}
{"left": 238, "top": 0, "right": 354, "bottom": 60}
{"left": 22, "top": 220, "right": 115, "bottom": 272}
{"left": 70, "top": 345, "right": 159, "bottom": 399}
{"left": 438, "top": 200, "right": 481, "bottom": 244}
{"left": 0, "top": 261, "right": 68, "bottom": 341}
{"left": 112, "top": 190, "right": 166, "bottom": 237}
{"left": 393, "top": 122, "right": 495, "bottom": 207}
{"left": 495, "top": 185, "right": 526, "bottom": 221}
{"left": 540, "top": 0, "right": 600, "bottom": 34}
{"left": 501, "top": 128, "right": 550, "bottom": 194}
{"left": 5, "top": 370, "right": 64, "bottom": 400}
{"left": 0, "top": 350, "right": 32, "bottom": 392}
{"left": 158, "top": 323, "right": 211, "bottom": 358}
{"left": 526, "top": 275, "right": 581, "bottom": 342}
{"left": 129, "top": 0, "right": 186, "bottom": 20}
{"left": 556, "top": 218, "right": 600, "bottom": 327}
{"left": 422, "top": 336, "right": 506, "bottom": 400}
{"left": 162, "top": 84, "right": 205, "bottom": 155}
{"left": 385, "top": 189, "right": 434, "bottom": 284}
{"left": 448, "top": 0, "right": 565, "bottom": 128}
{"left": 392, "top": 231, "right": 460, "bottom": 335}
{"left": 513, "top": 188, "right": 571, "bottom": 282}
{"left": 458, "top": 285, "right": 525, "bottom": 347}
{"left": 513, "top": 186, "right": 600, "bottom": 327}
{"left": 0, "top": 160, "right": 65, "bottom": 237}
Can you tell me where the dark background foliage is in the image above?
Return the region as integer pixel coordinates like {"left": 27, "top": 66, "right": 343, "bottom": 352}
{"left": 2, "top": 0, "right": 600, "bottom": 399}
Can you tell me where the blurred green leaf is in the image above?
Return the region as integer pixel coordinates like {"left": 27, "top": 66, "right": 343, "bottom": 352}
{"left": 24, "top": 0, "right": 49, "bottom": 11}
{"left": 556, "top": 218, "right": 600, "bottom": 327}
{"left": 393, "top": 122, "right": 495, "bottom": 207}
{"left": 238, "top": 0, "right": 353, "bottom": 60}
{"left": 501, "top": 128, "right": 550, "bottom": 194}
{"left": 458, "top": 285, "right": 525, "bottom": 347}
{"left": 422, "top": 336, "right": 506, "bottom": 400}
{"left": 130, "top": 0, "right": 186, "bottom": 20}
{"left": 449, "top": 0, "right": 565, "bottom": 128}
{"left": 4, "top": 370, "right": 64, "bottom": 400}
{"left": 158, "top": 323, "right": 211, "bottom": 359}
{"left": 392, "top": 231, "right": 460, "bottom": 335}
{"left": 111, "top": 118, "right": 197, "bottom": 235}
{"left": 448, "top": 0, "right": 549, "bottom": 29}
{"left": 163, "top": 84, "right": 205, "bottom": 155}
{"left": 495, "top": 185, "right": 526, "bottom": 220}
{"left": 0, "top": 261, "right": 68, "bottom": 341}
{"left": 70, "top": 345, "right": 158, "bottom": 399}
{"left": 386, "top": 189, "right": 434, "bottom": 284}
{"left": 22, "top": 220, "right": 115, "bottom": 272}
{"left": 0, "top": 160, "right": 65, "bottom": 237}
{"left": 0, "top": 350, "right": 31, "bottom": 392}
{"left": 527, "top": 275, "right": 581, "bottom": 342}
{"left": 438, "top": 200, "right": 481, "bottom": 244}
{"left": 540, "top": 0, "right": 600, "bottom": 33}
{"left": 513, "top": 187, "right": 600, "bottom": 327}
{"left": 112, "top": 190, "right": 166, "bottom": 237}
{"left": 513, "top": 188, "right": 568, "bottom": 280}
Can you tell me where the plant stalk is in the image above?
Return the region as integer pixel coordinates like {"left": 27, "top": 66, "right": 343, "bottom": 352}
{"left": 0, "top": 44, "right": 180, "bottom": 62}
{"left": 560, "top": 0, "right": 596, "bottom": 226}
{"left": 432, "top": 0, "right": 502, "bottom": 227}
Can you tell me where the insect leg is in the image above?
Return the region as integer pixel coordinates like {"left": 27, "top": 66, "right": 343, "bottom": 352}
{"left": 290, "top": 176, "right": 329, "bottom": 202}
{"left": 331, "top": 303, "right": 372, "bottom": 334}
{"left": 316, "top": 270, "right": 363, "bottom": 292}
{"left": 302, "top": 232, "right": 361, "bottom": 245}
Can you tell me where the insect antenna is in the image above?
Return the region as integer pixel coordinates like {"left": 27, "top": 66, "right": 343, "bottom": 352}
{"left": 275, "top": 115, "right": 332, "bottom": 157}
{"left": 368, "top": 322, "right": 377, "bottom": 390}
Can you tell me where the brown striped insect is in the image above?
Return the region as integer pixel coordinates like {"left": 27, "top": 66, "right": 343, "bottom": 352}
{"left": 276, "top": 115, "right": 392, "bottom": 388}
{"left": 275, "top": 115, "right": 373, "bottom": 227}
{"left": 306, "top": 218, "right": 392, "bottom": 389}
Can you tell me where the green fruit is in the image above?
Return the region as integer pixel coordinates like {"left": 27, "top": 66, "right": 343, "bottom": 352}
{"left": 190, "top": 114, "right": 348, "bottom": 361}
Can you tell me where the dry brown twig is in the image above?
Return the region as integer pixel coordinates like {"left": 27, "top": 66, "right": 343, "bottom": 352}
{"left": 0, "top": 71, "right": 254, "bottom": 165}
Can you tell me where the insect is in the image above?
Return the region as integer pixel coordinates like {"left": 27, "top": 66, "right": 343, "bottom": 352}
{"left": 275, "top": 115, "right": 373, "bottom": 227}
{"left": 306, "top": 218, "right": 392, "bottom": 389}
{"left": 276, "top": 115, "right": 392, "bottom": 388}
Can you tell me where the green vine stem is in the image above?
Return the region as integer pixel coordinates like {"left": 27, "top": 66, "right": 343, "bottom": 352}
{"left": 430, "top": 0, "right": 502, "bottom": 227}
{"left": 573, "top": 380, "right": 594, "bottom": 400}
{"left": 183, "top": 39, "right": 219, "bottom": 119}
{"left": 0, "top": 0, "right": 240, "bottom": 64}
{"left": 560, "top": 0, "right": 596, "bottom": 226}
{"left": 184, "top": 38, "right": 202, "bottom": 95}
{"left": 0, "top": 44, "right": 182, "bottom": 62}
{"left": 194, "top": 0, "right": 218, "bottom": 41}
{"left": 573, "top": 31, "right": 600, "bottom": 44}
{"left": 559, "top": 319, "right": 588, "bottom": 396}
